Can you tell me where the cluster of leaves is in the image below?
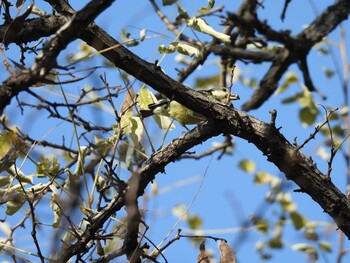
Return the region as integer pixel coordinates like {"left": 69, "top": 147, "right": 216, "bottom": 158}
{"left": 238, "top": 159, "right": 333, "bottom": 261}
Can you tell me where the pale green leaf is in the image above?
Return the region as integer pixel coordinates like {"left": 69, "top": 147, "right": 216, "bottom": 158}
{"left": 120, "top": 110, "right": 133, "bottom": 135}
{"left": 175, "top": 42, "right": 201, "bottom": 58}
{"left": 172, "top": 203, "right": 188, "bottom": 219}
{"left": 238, "top": 159, "right": 256, "bottom": 174}
{"left": 6, "top": 195, "right": 25, "bottom": 215}
{"left": 159, "top": 42, "right": 201, "bottom": 58}
{"left": 277, "top": 193, "right": 296, "bottom": 212}
{"left": 292, "top": 243, "right": 318, "bottom": 259}
{"left": 137, "top": 86, "right": 156, "bottom": 110}
{"left": 0, "top": 221, "right": 11, "bottom": 238}
{"left": 242, "top": 77, "right": 258, "bottom": 89}
{"left": 7, "top": 167, "right": 33, "bottom": 184}
{"left": 318, "top": 241, "right": 332, "bottom": 252}
{"left": 50, "top": 185, "right": 61, "bottom": 228}
{"left": 298, "top": 86, "right": 314, "bottom": 107}
{"left": 254, "top": 171, "right": 272, "bottom": 184}
{"left": 316, "top": 146, "right": 330, "bottom": 161}
{"left": 305, "top": 228, "right": 319, "bottom": 241}
{"left": 130, "top": 117, "right": 143, "bottom": 145}
{"left": 120, "top": 88, "right": 136, "bottom": 135}
{"left": 187, "top": 17, "right": 231, "bottom": 44}
{"left": 73, "top": 146, "right": 87, "bottom": 178}
{"left": 292, "top": 243, "right": 315, "bottom": 252}
{"left": 140, "top": 28, "right": 147, "bottom": 41}
{"left": 158, "top": 44, "right": 176, "bottom": 54}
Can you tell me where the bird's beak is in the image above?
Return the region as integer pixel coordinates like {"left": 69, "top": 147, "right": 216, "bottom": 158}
{"left": 229, "top": 93, "right": 240, "bottom": 100}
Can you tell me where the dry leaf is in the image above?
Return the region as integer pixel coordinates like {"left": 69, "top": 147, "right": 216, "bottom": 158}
{"left": 197, "top": 240, "right": 210, "bottom": 263}
{"left": 120, "top": 87, "right": 136, "bottom": 116}
{"left": 219, "top": 240, "right": 236, "bottom": 263}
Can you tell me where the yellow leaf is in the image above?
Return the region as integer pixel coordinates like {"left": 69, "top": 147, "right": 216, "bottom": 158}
{"left": 238, "top": 159, "right": 256, "bottom": 174}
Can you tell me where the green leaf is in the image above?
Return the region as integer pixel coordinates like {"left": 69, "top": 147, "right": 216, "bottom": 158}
{"left": 268, "top": 237, "right": 283, "bottom": 248}
{"left": 318, "top": 241, "right": 332, "bottom": 252}
{"left": 241, "top": 77, "right": 258, "bottom": 89}
{"left": 198, "top": 0, "right": 215, "bottom": 14}
{"left": 175, "top": 4, "right": 189, "bottom": 22}
{"left": 37, "top": 156, "right": 60, "bottom": 177}
{"left": 254, "top": 171, "right": 272, "bottom": 185}
{"left": 162, "top": 0, "right": 177, "bottom": 6}
{"left": 49, "top": 185, "right": 62, "bottom": 229}
{"left": 6, "top": 194, "right": 25, "bottom": 215}
{"left": 187, "top": 214, "right": 203, "bottom": 229}
{"left": 0, "top": 132, "right": 25, "bottom": 172}
{"left": 120, "top": 88, "right": 136, "bottom": 135}
{"left": 278, "top": 193, "right": 296, "bottom": 212}
{"left": 290, "top": 211, "right": 307, "bottom": 230}
{"left": 299, "top": 106, "right": 318, "bottom": 126}
{"left": 158, "top": 44, "right": 176, "bottom": 54}
{"left": 195, "top": 74, "right": 220, "bottom": 88}
{"left": 120, "top": 109, "right": 133, "bottom": 135}
{"left": 187, "top": 17, "right": 231, "bottom": 44}
{"left": 250, "top": 216, "right": 269, "bottom": 233}
{"left": 238, "top": 159, "right": 256, "bottom": 174}
{"left": 73, "top": 146, "right": 87, "bottom": 178}
{"left": 7, "top": 167, "right": 33, "bottom": 184}
{"left": 120, "top": 29, "right": 139, "bottom": 47}
{"left": 281, "top": 93, "right": 303, "bottom": 104}
{"left": 276, "top": 72, "right": 298, "bottom": 94}
{"left": 304, "top": 227, "right": 319, "bottom": 241}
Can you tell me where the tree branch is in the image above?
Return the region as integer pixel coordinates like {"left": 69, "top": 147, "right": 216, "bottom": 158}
{"left": 0, "top": 0, "right": 116, "bottom": 115}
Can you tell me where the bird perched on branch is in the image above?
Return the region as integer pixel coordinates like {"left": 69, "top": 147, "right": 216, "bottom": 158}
{"left": 140, "top": 87, "right": 240, "bottom": 126}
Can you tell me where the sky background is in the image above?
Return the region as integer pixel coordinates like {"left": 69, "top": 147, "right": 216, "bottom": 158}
{"left": 1, "top": 0, "right": 350, "bottom": 262}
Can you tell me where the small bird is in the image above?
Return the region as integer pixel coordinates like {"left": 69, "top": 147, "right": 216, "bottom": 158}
{"left": 140, "top": 87, "right": 239, "bottom": 126}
